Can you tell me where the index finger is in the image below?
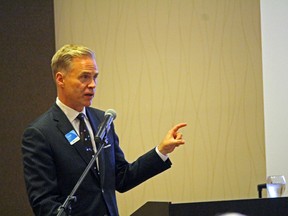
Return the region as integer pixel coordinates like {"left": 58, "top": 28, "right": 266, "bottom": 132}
{"left": 170, "top": 123, "right": 187, "bottom": 133}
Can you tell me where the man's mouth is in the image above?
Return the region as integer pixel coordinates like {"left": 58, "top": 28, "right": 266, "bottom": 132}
{"left": 84, "top": 93, "right": 94, "bottom": 98}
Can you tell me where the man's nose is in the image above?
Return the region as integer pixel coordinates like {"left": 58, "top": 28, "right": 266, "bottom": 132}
{"left": 88, "top": 78, "right": 97, "bottom": 88}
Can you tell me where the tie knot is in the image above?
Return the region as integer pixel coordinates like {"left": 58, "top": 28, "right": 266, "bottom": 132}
{"left": 77, "top": 113, "right": 85, "bottom": 121}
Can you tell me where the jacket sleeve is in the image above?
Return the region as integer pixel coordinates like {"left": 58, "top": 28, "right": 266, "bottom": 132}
{"left": 22, "top": 126, "right": 61, "bottom": 216}
{"left": 114, "top": 142, "right": 172, "bottom": 193}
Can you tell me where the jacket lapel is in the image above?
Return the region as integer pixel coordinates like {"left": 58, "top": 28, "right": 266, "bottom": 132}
{"left": 86, "top": 108, "right": 106, "bottom": 186}
{"left": 52, "top": 104, "right": 94, "bottom": 166}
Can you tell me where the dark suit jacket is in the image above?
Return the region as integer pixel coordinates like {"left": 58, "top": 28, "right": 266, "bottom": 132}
{"left": 22, "top": 104, "right": 172, "bottom": 216}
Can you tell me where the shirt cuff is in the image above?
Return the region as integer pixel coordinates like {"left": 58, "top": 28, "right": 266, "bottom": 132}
{"left": 155, "top": 146, "right": 169, "bottom": 162}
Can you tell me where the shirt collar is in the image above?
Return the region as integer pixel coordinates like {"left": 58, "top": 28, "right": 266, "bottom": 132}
{"left": 56, "top": 97, "right": 87, "bottom": 122}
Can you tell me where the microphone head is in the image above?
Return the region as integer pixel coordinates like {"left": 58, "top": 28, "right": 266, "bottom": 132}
{"left": 105, "top": 109, "right": 117, "bottom": 120}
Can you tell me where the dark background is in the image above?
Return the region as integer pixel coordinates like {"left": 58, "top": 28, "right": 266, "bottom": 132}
{"left": 0, "top": 0, "right": 55, "bottom": 215}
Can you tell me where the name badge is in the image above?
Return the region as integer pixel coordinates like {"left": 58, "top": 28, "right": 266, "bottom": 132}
{"left": 65, "top": 130, "right": 80, "bottom": 145}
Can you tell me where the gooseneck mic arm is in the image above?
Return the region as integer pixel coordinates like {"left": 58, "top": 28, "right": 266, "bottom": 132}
{"left": 57, "top": 109, "right": 117, "bottom": 216}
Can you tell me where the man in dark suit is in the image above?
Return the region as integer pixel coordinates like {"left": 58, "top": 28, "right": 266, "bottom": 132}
{"left": 22, "top": 44, "right": 187, "bottom": 216}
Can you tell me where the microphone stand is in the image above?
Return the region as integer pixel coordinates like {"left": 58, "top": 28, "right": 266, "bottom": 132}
{"left": 57, "top": 138, "right": 107, "bottom": 216}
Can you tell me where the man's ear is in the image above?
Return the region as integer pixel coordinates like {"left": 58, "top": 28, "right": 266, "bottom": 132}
{"left": 55, "top": 72, "right": 65, "bottom": 87}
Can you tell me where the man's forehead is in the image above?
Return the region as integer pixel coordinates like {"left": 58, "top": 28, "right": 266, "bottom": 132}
{"left": 72, "top": 57, "right": 98, "bottom": 69}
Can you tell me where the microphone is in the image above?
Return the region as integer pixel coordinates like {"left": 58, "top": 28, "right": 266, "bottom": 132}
{"left": 95, "top": 109, "right": 117, "bottom": 142}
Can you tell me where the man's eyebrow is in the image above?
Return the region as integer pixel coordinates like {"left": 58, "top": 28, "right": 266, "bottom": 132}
{"left": 80, "top": 71, "right": 99, "bottom": 78}
{"left": 80, "top": 71, "right": 95, "bottom": 75}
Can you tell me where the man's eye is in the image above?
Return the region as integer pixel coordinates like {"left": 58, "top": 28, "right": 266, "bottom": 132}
{"left": 80, "top": 74, "right": 91, "bottom": 82}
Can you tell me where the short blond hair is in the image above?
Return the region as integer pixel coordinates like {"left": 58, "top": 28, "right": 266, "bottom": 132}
{"left": 51, "top": 44, "right": 95, "bottom": 79}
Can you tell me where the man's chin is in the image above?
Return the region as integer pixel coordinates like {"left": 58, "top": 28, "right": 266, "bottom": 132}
{"left": 83, "top": 101, "right": 93, "bottom": 107}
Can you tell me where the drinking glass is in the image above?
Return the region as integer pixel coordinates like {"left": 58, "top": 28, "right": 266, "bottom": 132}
{"left": 266, "top": 175, "right": 286, "bottom": 198}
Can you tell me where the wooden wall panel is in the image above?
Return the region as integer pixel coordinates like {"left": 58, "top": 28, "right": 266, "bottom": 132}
{"left": 54, "top": 0, "right": 265, "bottom": 215}
{"left": 0, "top": 0, "right": 55, "bottom": 215}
